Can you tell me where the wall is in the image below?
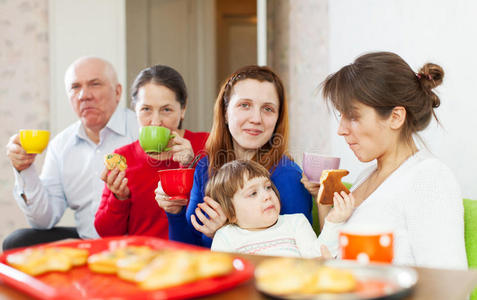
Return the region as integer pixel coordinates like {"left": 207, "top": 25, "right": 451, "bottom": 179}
{"left": 126, "top": 0, "right": 216, "bottom": 132}
{"left": 328, "top": 0, "right": 477, "bottom": 198}
{"left": 267, "top": 0, "right": 330, "bottom": 163}
{"left": 216, "top": 0, "right": 257, "bottom": 85}
{"left": 0, "top": 0, "right": 49, "bottom": 243}
{"left": 49, "top": 0, "right": 126, "bottom": 135}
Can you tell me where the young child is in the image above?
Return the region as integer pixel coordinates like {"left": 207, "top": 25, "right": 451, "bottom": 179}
{"left": 209, "top": 160, "right": 355, "bottom": 258}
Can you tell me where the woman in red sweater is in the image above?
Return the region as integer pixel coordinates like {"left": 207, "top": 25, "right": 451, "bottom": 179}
{"left": 94, "top": 65, "right": 208, "bottom": 239}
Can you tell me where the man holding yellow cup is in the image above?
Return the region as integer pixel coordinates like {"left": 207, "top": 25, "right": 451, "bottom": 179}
{"left": 6, "top": 131, "right": 49, "bottom": 172}
{"left": 18, "top": 129, "right": 50, "bottom": 154}
{"left": 4, "top": 57, "right": 138, "bottom": 250}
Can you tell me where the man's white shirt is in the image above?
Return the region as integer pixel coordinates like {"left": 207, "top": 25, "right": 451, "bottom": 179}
{"left": 13, "top": 108, "right": 138, "bottom": 238}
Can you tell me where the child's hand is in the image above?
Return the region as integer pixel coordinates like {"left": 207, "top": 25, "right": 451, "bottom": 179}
{"left": 325, "top": 191, "right": 355, "bottom": 223}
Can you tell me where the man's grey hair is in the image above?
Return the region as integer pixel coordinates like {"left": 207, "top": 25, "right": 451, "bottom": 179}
{"left": 64, "top": 56, "right": 118, "bottom": 90}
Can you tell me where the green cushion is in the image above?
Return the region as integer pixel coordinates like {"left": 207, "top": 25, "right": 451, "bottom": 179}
{"left": 464, "top": 198, "right": 477, "bottom": 268}
{"left": 311, "top": 196, "right": 320, "bottom": 235}
{"left": 464, "top": 198, "right": 477, "bottom": 300}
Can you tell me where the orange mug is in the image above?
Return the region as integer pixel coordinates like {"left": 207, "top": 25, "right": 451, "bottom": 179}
{"left": 339, "top": 226, "right": 394, "bottom": 264}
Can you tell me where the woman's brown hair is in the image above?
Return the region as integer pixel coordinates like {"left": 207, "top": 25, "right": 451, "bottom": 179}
{"left": 130, "top": 65, "right": 188, "bottom": 129}
{"left": 205, "top": 160, "right": 280, "bottom": 224}
{"left": 206, "top": 65, "right": 289, "bottom": 175}
{"left": 322, "top": 51, "right": 444, "bottom": 142}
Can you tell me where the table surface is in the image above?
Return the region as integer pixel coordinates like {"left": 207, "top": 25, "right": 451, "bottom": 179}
{"left": 0, "top": 252, "right": 476, "bottom": 300}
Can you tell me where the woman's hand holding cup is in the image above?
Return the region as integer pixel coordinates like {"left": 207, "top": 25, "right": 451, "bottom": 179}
{"left": 301, "top": 173, "right": 320, "bottom": 196}
{"left": 169, "top": 131, "right": 194, "bottom": 166}
{"left": 154, "top": 181, "right": 188, "bottom": 214}
{"left": 301, "top": 172, "right": 333, "bottom": 231}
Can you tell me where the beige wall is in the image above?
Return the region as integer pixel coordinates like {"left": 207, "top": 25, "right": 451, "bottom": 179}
{"left": 126, "top": 0, "right": 216, "bottom": 133}
{"left": 48, "top": 0, "right": 127, "bottom": 135}
{"left": 0, "top": 0, "right": 50, "bottom": 244}
{"left": 328, "top": 0, "right": 477, "bottom": 198}
{"left": 268, "top": 0, "right": 330, "bottom": 164}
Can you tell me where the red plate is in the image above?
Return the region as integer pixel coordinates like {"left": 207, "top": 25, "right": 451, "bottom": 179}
{"left": 0, "top": 236, "right": 254, "bottom": 299}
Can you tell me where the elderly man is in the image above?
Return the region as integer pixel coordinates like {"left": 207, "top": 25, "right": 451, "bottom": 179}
{"left": 4, "top": 57, "right": 138, "bottom": 250}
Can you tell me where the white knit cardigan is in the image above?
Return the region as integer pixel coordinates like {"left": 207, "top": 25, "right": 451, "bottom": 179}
{"left": 346, "top": 150, "right": 468, "bottom": 269}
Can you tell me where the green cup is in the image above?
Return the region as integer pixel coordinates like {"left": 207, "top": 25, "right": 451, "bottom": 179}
{"left": 139, "top": 126, "right": 174, "bottom": 153}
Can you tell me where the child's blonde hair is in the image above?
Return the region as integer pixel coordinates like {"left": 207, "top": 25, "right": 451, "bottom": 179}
{"left": 205, "top": 160, "right": 280, "bottom": 224}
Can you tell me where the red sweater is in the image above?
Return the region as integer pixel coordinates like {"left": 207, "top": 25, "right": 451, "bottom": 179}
{"left": 95, "top": 130, "right": 209, "bottom": 238}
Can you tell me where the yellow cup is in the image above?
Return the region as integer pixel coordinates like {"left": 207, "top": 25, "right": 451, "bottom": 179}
{"left": 19, "top": 129, "right": 50, "bottom": 154}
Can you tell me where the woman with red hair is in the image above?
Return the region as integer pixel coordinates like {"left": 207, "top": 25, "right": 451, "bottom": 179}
{"left": 156, "top": 65, "right": 312, "bottom": 247}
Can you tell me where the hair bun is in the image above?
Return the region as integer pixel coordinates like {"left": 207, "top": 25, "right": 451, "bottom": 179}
{"left": 418, "top": 63, "right": 444, "bottom": 89}
{"left": 417, "top": 63, "right": 443, "bottom": 108}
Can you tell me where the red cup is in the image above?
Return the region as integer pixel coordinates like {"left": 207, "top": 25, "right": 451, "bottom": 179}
{"left": 158, "top": 168, "right": 195, "bottom": 200}
{"left": 339, "top": 226, "right": 394, "bottom": 264}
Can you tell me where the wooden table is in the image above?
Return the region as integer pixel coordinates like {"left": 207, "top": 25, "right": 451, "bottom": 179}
{"left": 206, "top": 254, "right": 477, "bottom": 300}
{"left": 1, "top": 253, "right": 476, "bottom": 300}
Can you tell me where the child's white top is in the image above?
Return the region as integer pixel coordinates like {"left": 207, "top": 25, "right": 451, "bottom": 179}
{"left": 211, "top": 213, "right": 342, "bottom": 258}
{"left": 347, "top": 150, "right": 467, "bottom": 269}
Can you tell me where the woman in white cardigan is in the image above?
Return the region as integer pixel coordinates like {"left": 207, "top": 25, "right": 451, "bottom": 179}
{"left": 303, "top": 51, "right": 467, "bottom": 269}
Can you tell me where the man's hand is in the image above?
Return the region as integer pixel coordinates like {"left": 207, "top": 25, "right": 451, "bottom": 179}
{"left": 6, "top": 134, "right": 36, "bottom": 172}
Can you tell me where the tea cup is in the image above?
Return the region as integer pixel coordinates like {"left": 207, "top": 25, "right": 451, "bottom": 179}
{"left": 302, "top": 153, "right": 340, "bottom": 183}
{"left": 19, "top": 129, "right": 50, "bottom": 154}
{"left": 158, "top": 168, "right": 195, "bottom": 200}
{"left": 139, "top": 126, "right": 174, "bottom": 153}
{"left": 339, "top": 225, "right": 394, "bottom": 264}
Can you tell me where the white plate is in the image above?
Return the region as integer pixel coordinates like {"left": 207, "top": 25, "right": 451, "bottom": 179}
{"left": 256, "top": 259, "right": 418, "bottom": 300}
